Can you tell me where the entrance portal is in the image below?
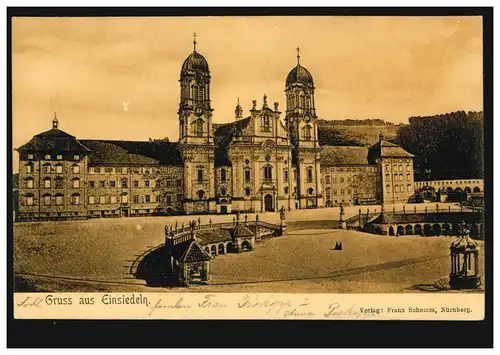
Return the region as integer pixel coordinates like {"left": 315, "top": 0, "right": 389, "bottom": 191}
{"left": 220, "top": 206, "right": 227, "bottom": 214}
{"left": 264, "top": 194, "right": 273, "bottom": 212}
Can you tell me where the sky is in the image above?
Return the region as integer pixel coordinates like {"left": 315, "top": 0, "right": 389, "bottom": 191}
{"left": 12, "top": 16, "right": 483, "bottom": 172}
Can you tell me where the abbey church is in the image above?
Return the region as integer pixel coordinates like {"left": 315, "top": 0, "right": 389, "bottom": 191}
{"left": 15, "top": 38, "right": 416, "bottom": 221}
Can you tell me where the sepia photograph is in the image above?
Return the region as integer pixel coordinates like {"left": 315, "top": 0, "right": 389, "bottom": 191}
{"left": 8, "top": 9, "right": 491, "bottom": 332}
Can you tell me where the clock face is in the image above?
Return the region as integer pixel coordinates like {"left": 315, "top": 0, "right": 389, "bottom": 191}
{"left": 304, "top": 115, "right": 311, "bottom": 123}
{"left": 195, "top": 107, "right": 204, "bottom": 117}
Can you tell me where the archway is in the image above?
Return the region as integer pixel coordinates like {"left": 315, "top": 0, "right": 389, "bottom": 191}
{"left": 218, "top": 243, "right": 225, "bottom": 255}
{"left": 414, "top": 224, "right": 422, "bottom": 235}
{"left": 465, "top": 187, "right": 472, "bottom": 194}
{"left": 473, "top": 186, "right": 481, "bottom": 193}
{"left": 433, "top": 224, "right": 442, "bottom": 236}
{"left": 423, "top": 224, "right": 433, "bottom": 236}
{"left": 204, "top": 247, "right": 210, "bottom": 254}
{"left": 226, "top": 242, "right": 233, "bottom": 253}
{"left": 454, "top": 187, "right": 463, "bottom": 193}
{"left": 452, "top": 223, "right": 461, "bottom": 235}
{"left": 264, "top": 194, "right": 273, "bottom": 212}
{"left": 405, "top": 225, "right": 413, "bottom": 235}
{"left": 397, "top": 225, "right": 405, "bottom": 236}
{"left": 241, "top": 240, "right": 252, "bottom": 251}
{"left": 443, "top": 223, "right": 451, "bottom": 235}
{"left": 388, "top": 226, "right": 395, "bottom": 236}
{"left": 210, "top": 245, "right": 217, "bottom": 256}
{"left": 446, "top": 187, "right": 453, "bottom": 193}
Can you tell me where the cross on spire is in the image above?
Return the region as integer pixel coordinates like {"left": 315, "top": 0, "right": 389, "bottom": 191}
{"left": 296, "top": 47, "right": 300, "bottom": 65}
{"left": 193, "top": 32, "right": 197, "bottom": 52}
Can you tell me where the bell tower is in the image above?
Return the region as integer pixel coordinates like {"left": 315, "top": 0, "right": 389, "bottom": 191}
{"left": 284, "top": 48, "right": 322, "bottom": 209}
{"left": 178, "top": 34, "right": 216, "bottom": 214}
{"left": 178, "top": 33, "right": 214, "bottom": 145}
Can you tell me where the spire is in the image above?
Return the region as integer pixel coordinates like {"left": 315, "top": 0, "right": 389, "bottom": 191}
{"left": 296, "top": 47, "right": 300, "bottom": 65}
{"left": 193, "top": 32, "right": 197, "bottom": 52}
{"left": 52, "top": 112, "right": 58, "bottom": 129}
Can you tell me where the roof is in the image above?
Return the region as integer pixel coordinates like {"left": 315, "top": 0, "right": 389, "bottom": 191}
{"left": 286, "top": 64, "right": 314, "bottom": 87}
{"left": 320, "top": 146, "right": 370, "bottom": 166}
{"left": 370, "top": 211, "right": 483, "bottom": 225}
{"left": 171, "top": 239, "right": 212, "bottom": 263}
{"left": 196, "top": 229, "right": 232, "bottom": 245}
{"left": 17, "top": 128, "right": 91, "bottom": 153}
{"left": 231, "top": 223, "right": 254, "bottom": 238}
{"left": 80, "top": 140, "right": 183, "bottom": 166}
{"left": 213, "top": 117, "right": 252, "bottom": 166}
{"left": 368, "top": 140, "right": 414, "bottom": 159}
{"left": 181, "top": 51, "right": 209, "bottom": 75}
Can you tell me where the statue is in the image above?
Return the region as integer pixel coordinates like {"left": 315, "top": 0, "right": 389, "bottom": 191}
{"left": 274, "top": 102, "right": 279, "bottom": 112}
{"left": 279, "top": 205, "right": 286, "bottom": 220}
{"left": 252, "top": 100, "right": 257, "bottom": 110}
{"left": 263, "top": 93, "right": 268, "bottom": 107}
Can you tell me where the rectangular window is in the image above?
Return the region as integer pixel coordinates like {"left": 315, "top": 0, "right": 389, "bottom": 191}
{"left": 333, "top": 177, "right": 337, "bottom": 184}
{"left": 73, "top": 195, "right": 80, "bottom": 205}
{"left": 25, "top": 196, "right": 34, "bottom": 206}
{"left": 155, "top": 180, "right": 161, "bottom": 188}
{"left": 122, "top": 167, "right": 128, "bottom": 174}
{"left": 166, "top": 180, "right": 171, "bottom": 188}
{"left": 72, "top": 165, "right": 80, "bottom": 174}
{"left": 105, "top": 167, "right": 113, "bottom": 173}
{"left": 110, "top": 181, "right": 116, "bottom": 188}
{"left": 27, "top": 154, "right": 34, "bottom": 160}
{"left": 284, "top": 169, "right": 288, "bottom": 181}
{"left": 133, "top": 180, "right": 139, "bottom": 187}
{"left": 89, "top": 167, "right": 95, "bottom": 174}
{"left": 25, "top": 164, "right": 33, "bottom": 174}
{"left": 55, "top": 165, "right": 63, "bottom": 174}
{"left": 44, "top": 196, "right": 51, "bottom": 206}
{"left": 26, "top": 179, "right": 34, "bottom": 189}
{"left": 45, "top": 154, "right": 51, "bottom": 160}
{"left": 197, "top": 169, "right": 203, "bottom": 182}
{"left": 89, "top": 196, "right": 95, "bottom": 204}
{"left": 340, "top": 188, "right": 345, "bottom": 195}
{"left": 406, "top": 174, "right": 410, "bottom": 181}
{"left": 156, "top": 195, "right": 161, "bottom": 203}
{"left": 73, "top": 179, "right": 80, "bottom": 188}
{"left": 100, "top": 181, "right": 105, "bottom": 188}
{"left": 57, "top": 155, "right": 63, "bottom": 160}
{"left": 145, "top": 195, "right": 151, "bottom": 203}
{"left": 177, "top": 194, "right": 183, "bottom": 202}
{"left": 44, "top": 179, "right": 51, "bottom": 188}
{"left": 99, "top": 196, "right": 106, "bottom": 204}
{"left": 145, "top": 180, "right": 150, "bottom": 187}
{"left": 177, "top": 179, "right": 182, "bottom": 187}
{"left": 244, "top": 170, "right": 251, "bottom": 182}
{"left": 133, "top": 195, "right": 139, "bottom": 203}
{"left": 74, "top": 155, "right": 79, "bottom": 160}
{"left": 110, "top": 195, "right": 117, "bottom": 203}
{"left": 55, "top": 179, "right": 63, "bottom": 189}
{"left": 89, "top": 181, "right": 95, "bottom": 188}
{"left": 100, "top": 167, "right": 105, "bottom": 174}
{"left": 166, "top": 195, "right": 172, "bottom": 204}
{"left": 121, "top": 179, "right": 128, "bottom": 188}
{"left": 55, "top": 195, "right": 63, "bottom": 205}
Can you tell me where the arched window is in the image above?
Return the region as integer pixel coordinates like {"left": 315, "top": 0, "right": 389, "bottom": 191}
{"left": 305, "top": 95, "right": 311, "bottom": 109}
{"left": 264, "top": 165, "right": 273, "bottom": 180}
{"left": 43, "top": 163, "right": 51, "bottom": 174}
{"left": 55, "top": 163, "right": 63, "bottom": 174}
{"left": 406, "top": 165, "right": 410, "bottom": 172}
{"left": 284, "top": 187, "right": 289, "bottom": 195}
{"left": 197, "top": 86, "right": 205, "bottom": 101}
{"left": 306, "top": 167, "right": 313, "bottom": 182}
{"left": 407, "top": 174, "right": 410, "bottom": 181}
{"left": 300, "top": 93, "right": 306, "bottom": 107}
{"left": 43, "top": 193, "right": 51, "bottom": 206}
{"left": 197, "top": 190, "right": 205, "bottom": 200}
{"left": 325, "top": 187, "right": 331, "bottom": 199}
{"left": 304, "top": 125, "right": 312, "bottom": 141}
{"left": 220, "top": 188, "right": 227, "bottom": 196}
{"left": 262, "top": 114, "right": 271, "bottom": 132}
{"left": 407, "top": 184, "right": 412, "bottom": 192}
{"left": 307, "top": 188, "right": 314, "bottom": 195}
{"left": 71, "top": 193, "right": 80, "bottom": 205}
{"left": 121, "top": 178, "right": 128, "bottom": 188}
{"left": 220, "top": 169, "right": 226, "bottom": 182}
{"left": 54, "top": 177, "right": 63, "bottom": 189}
{"left": 385, "top": 165, "right": 390, "bottom": 172}
{"left": 399, "top": 165, "right": 403, "bottom": 172}
{"left": 386, "top": 184, "right": 391, "bottom": 193}
{"left": 43, "top": 177, "right": 51, "bottom": 189}
{"left": 72, "top": 178, "right": 80, "bottom": 189}
{"left": 192, "top": 85, "right": 199, "bottom": 100}
{"left": 325, "top": 175, "right": 331, "bottom": 184}
{"left": 340, "top": 176, "right": 344, "bottom": 183}
{"left": 244, "top": 188, "right": 251, "bottom": 196}
{"left": 244, "top": 167, "right": 251, "bottom": 182}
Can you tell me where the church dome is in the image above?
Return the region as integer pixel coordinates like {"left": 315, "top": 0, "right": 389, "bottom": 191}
{"left": 286, "top": 64, "right": 314, "bottom": 87}
{"left": 181, "top": 51, "right": 209, "bottom": 75}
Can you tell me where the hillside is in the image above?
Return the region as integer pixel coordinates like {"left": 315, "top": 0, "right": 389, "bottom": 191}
{"left": 318, "top": 119, "right": 402, "bottom": 146}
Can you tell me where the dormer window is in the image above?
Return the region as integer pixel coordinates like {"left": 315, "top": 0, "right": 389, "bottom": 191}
{"left": 27, "top": 154, "right": 34, "bottom": 160}
{"left": 45, "top": 154, "right": 51, "bottom": 160}
{"left": 74, "top": 155, "right": 79, "bottom": 160}
{"left": 56, "top": 155, "right": 63, "bottom": 160}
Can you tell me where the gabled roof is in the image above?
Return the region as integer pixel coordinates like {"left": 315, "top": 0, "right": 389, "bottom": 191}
{"left": 80, "top": 140, "right": 183, "bottom": 166}
{"left": 196, "top": 229, "right": 232, "bottom": 245}
{"left": 231, "top": 223, "right": 254, "bottom": 238}
{"left": 368, "top": 140, "right": 414, "bottom": 159}
{"left": 213, "top": 117, "right": 252, "bottom": 166}
{"left": 172, "top": 239, "right": 212, "bottom": 263}
{"left": 320, "top": 146, "right": 371, "bottom": 166}
{"left": 17, "top": 128, "right": 91, "bottom": 153}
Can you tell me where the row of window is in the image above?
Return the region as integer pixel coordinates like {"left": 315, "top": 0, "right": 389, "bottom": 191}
{"left": 385, "top": 164, "right": 411, "bottom": 172}
{"left": 26, "top": 154, "right": 80, "bottom": 161}
{"left": 25, "top": 163, "right": 80, "bottom": 174}
{"left": 324, "top": 175, "right": 366, "bottom": 185}
{"left": 24, "top": 177, "right": 80, "bottom": 189}
{"left": 385, "top": 184, "right": 412, "bottom": 193}
{"left": 385, "top": 173, "right": 411, "bottom": 182}
{"left": 287, "top": 92, "right": 312, "bottom": 109}
{"left": 89, "top": 167, "right": 163, "bottom": 175}
{"left": 23, "top": 193, "right": 81, "bottom": 206}
{"left": 325, "top": 187, "right": 375, "bottom": 196}
{"left": 89, "top": 179, "right": 180, "bottom": 188}
{"left": 327, "top": 166, "right": 377, "bottom": 173}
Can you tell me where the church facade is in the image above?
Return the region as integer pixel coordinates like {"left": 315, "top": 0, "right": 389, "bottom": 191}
{"left": 15, "top": 40, "right": 415, "bottom": 221}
